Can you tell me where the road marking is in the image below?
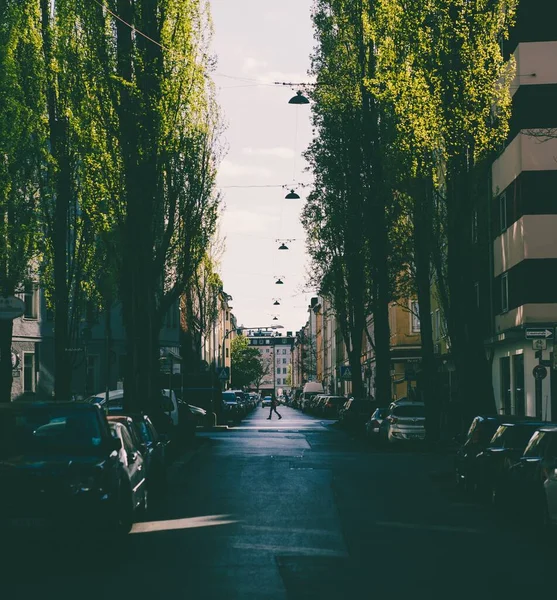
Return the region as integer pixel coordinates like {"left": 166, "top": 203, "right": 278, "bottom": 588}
{"left": 232, "top": 542, "right": 347, "bottom": 557}
{"left": 375, "top": 521, "right": 481, "bottom": 534}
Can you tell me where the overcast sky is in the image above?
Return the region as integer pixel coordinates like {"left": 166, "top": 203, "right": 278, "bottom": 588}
{"left": 209, "top": 0, "right": 316, "bottom": 334}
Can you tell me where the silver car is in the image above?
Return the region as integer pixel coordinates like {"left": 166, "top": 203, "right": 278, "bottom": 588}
{"left": 381, "top": 402, "right": 426, "bottom": 443}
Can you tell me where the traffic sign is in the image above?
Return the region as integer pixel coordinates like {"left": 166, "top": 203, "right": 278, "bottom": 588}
{"left": 218, "top": 367, "right": 230, "bottom": 380}
{"left": 0, "top": 296, "right": 25, "bottom": 320}
{"left": 340, "top": 365, "right": 352, "bottom": 379}
{"left": 533, "top": 339, "right": 547, "bottom": 351}
{"left": 533, "top": 365, "right": 548, "bottom": 380}
{"left": 525, "top": 328, "right": 554, "bottom": 339}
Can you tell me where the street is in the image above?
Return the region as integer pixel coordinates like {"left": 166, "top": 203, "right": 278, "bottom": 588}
{"left": 1, "top": 406, "right": 556, "bottom": 599}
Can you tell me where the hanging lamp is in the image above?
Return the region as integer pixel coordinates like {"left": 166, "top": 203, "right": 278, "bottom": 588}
{"left": 289, "top": 90, "right": 310, "bottom": 105}
{"left": 285, "top": 189, "right": 300, "bottom": 199}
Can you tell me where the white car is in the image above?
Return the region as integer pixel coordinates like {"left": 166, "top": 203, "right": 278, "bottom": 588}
{"left": 381, "top": 401, "right": 426, "bottom": 443}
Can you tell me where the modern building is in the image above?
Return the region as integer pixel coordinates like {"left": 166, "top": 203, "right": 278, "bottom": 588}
{"left": 245, "top": 329, "right": 295, "bottom": 396}
{"left": 489, "top": 0, "right": 557, "bottom": 420}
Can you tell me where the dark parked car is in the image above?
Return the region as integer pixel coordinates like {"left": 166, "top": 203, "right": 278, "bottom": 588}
{"left": 320, "top": 396, "right": 348, "bottom": 419}
{"left": 108, "top": 414, "right": 167, "bottom": 491}
{"left": 455, "top": 415, "right": 505, "bottom": 493}
{"left": 503, "top": 426, "right": 557, "bottom": 527}
{"left": 474, "top": 419, "right": 548, "bottom": 503}
{"left": 0, "top": 402, "right": 134, "bottom": 536}
{"left": 365, "top": 407, "right": 389, "bottom": 440}
{"left": 222, "top": 391, "right": 242, "bottom": 424}
{"left": 108, "top": 421, "right": 148, "bottom": 516}
{"left": 338, "top": 399, "right": 373, "bottom": 431}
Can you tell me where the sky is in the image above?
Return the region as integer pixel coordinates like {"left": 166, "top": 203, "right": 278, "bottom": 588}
{"left": 209, "top": 0, "right": 316, "bottom": 335}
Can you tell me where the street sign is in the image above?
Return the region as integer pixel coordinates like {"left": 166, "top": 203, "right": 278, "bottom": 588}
{"left": 525, "top": 328, "right": 554, "bottom": 339}
{"left": 218, "top": 367, "right": 230, "bottom": 380}
{"left": 0, "top": 296, "right": 25, "bottom": 320}
{"left": 533, "top": 339, "right": 547, "bottom": 351}
{"left": 340, "top": 365, "right": 352, "bottom": 379}
{"left": 533, "top": 365, "right": 548, "bottom": 380}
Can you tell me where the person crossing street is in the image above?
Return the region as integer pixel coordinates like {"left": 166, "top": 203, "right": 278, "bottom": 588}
{"left": 267, "top": 395, "right": 282, "bottom": 420}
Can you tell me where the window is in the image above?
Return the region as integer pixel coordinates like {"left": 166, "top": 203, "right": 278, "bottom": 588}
{"left": 472, "top": 209, "right": 478, "bottom": 244}
{"left": 23, "top": 353, "right": 35, "bottom": 392}
{"left": 226, "top": 312, "right": 229, "bottom": 321}
{"left": 265, "top": 348, "right": 270, "bottom": 353}
{"left": 500, "top": 356, "right": 511, "bottom": 415}
{"left": 282, "top": 358, "right": 287, "bottom": 364}
{"left": 265, "top": 340, "right": 270, "bottom": 345}
{"left": 411, "top": 300, "right": 420, "bottom": 333}
{"left": 277, "top": 378, "right": 282, "bottom": 385}
{"left": 23, "top": 283, "right": 38, "bottom": 319}
{"left": 499, "top": 192, "right": 507, "bottom": 232}
{"left": 283, "top": 368, "right": 287, "bottom": 374}
{"left": 513, "top": 353, "right": 525, "bottom": 416}
{"left": 226, "top": 348, "right": 229, "bottom": 358}
{"left": 501, "top": 273, "right": 509, "bottom": 313}
{"left": 282, "top": 349, "right": 287, "bottom": 355}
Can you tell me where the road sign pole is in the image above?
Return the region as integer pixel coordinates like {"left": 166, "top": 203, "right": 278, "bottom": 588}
{"left": 536, "top": 377, "right": 542, "bottom": 419}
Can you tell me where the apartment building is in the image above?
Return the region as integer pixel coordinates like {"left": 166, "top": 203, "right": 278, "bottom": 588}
{"left": 489, "top": 0, "right": 557, "bottom": 420}
{"left": 246, "top": 329, "right": 295, "bottom": 395}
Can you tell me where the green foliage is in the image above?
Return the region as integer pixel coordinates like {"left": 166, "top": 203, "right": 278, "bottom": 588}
{"left": 230, "top": 336, "right": 265, "bottom": 390}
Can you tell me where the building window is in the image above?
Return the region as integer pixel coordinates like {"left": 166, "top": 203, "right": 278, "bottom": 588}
{"left": 283, "top": 368, "right": 287, "bottom": 374}
{"left": 265, "top": 348, "right": 269, "bottom": 353}
{"left": 501, "top": 273, "right": 509, "bottom": 313}
{"left": 265, "top": 339, "right": 270, "bottom": 344}
{"left": 282, "top": 358, "right": 287, "bottom": 364}
{"left": 277, "top": 378, "right": 282, "bottom": 385}
{"left": 23, "top": 353, "right": 35, "bottom": 392}
{"left": 282, "top": 349, "right": 287, "bottom": 355}
{"left": 226, "top": 312, "right": 229, "bottom": 321}
{"left": 499, "top": 192, "right": 507, "bottom": 233}
{"left": 513, "top": 353, "right": 525, "bottom": 416}
{"left": 226, "top": 348, "right": 229, "bottom": 358}
{"left": 410, "top": 300, "right": 420, "bottom": 333}
{"left": 500, "top": 357, "right": 511, "bottom": 415}
{"left": 23, "top": 283, "right": 38, "bottom": 319}
{"left": 471, "top": 209, "right": 478, "bottom": 244}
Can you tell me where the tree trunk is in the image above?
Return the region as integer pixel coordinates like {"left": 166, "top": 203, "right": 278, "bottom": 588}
{"left": 446, "top": 158, "right": 495, "bottom": 423}
{"left": 0, "top": 319, "right": 14, "bottom": 402}
{"left": 413, "top": 174, "right": 440, "bottom": 441}
{"left": 40, "top": 0, "right": 71, "bottom": 401}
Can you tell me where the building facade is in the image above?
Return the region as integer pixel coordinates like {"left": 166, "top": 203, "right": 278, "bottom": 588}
{"left": 489, "top": 1, "right": 557, "bottom": 420}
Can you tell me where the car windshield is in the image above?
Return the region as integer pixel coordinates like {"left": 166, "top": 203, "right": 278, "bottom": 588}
{"left": 0, "top": 407, "right": 104, "bottom": 457}
{"left": 506, "top": 425, "right": 542, "bottom": 449}
{"left": 223, "top": 392, "right": 237, "bottom": 402}
{"left": 523, "top": 431, "right": 547, "bottom": 457}
{"left": 392, "top": 405, "right": 425, "bottom": 418}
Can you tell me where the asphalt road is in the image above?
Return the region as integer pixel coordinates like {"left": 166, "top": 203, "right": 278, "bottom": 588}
{"left": 1, "top": 405, "right": 556, "bottom": 599}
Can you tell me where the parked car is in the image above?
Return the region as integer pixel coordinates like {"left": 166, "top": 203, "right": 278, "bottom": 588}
{"left": 504, "top": 426, "right": 557, "bottom": 528}
{"left": 161, "top": 389, "right": 180, "bottom": 427}
{"left": 0, "top": 402, "right": 135, "bottom": 535}
{"left": 108, "top": 421, "right": 149, "bottom": 515}
{"left": 321, "top": 396, "right": 348, "bottom": 419}
{"left": 365, "top": 407, "right": 389, "bottom": 440}
{"left": 473, "top": 419, "right": 548, "bottom": 503}
{"left": 380, "top": 402, "right": 426, "bottom": 444}
{"left": 261, "top": 396, "right": 273, "bottom": 408}
{"left": 107, "top": 414, "right": 166, "bottom": 491}
{"left": 338, "top": 399, "right": 374, "bottom": 431}
{"left": 222, "top": 391, "right": 242, "bottom": 423}
{"left": 454, "top": 415, "right": 507, "bottom": 493}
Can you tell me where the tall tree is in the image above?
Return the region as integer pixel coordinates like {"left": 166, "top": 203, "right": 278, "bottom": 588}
{"left": 0, "top": 0, "right": 44, "bottom": 401}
